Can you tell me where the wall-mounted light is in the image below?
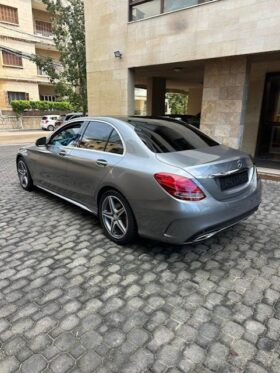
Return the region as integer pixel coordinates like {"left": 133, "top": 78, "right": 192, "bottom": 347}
{"left": 114, "top": 50, "right": 122, "bottom": 59}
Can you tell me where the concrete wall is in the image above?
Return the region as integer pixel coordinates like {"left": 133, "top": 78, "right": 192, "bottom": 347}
{"left": 0, "top": 116, "right": 41, "bottom": 130}
{"left": 85, "top": 0, "right": 280, "bottom": 115}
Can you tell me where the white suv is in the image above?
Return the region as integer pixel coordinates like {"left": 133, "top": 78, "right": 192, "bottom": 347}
{"left": 41, "top": 115, "right": 60, "bottom": 131}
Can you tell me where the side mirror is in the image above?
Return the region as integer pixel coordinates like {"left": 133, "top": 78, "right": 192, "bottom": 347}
{"left": 36, "top": 137, "right": 47, "bottom": 146}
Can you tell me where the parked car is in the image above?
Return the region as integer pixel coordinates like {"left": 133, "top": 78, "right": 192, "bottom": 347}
{"left": 17, "top": 116, "right": 261, "bottom": 245}
{"left": 55, "top": 112, "right": 85, "bottom": 128}
{"left": 40, "top": 115, "right": 60, "bottom": 131}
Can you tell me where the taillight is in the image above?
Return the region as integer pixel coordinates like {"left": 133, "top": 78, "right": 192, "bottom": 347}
{"left": 154, "top": 173, "right": 205, "bottom": 201}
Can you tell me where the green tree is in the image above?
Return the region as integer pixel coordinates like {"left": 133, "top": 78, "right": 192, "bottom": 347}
{"left": 32, "top": 0, "right": 87, "bottom": 114}
{"left": 166, "top": 93, "right": 188, "bottom": 115}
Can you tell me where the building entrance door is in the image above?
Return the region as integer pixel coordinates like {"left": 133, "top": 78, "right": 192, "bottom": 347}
{"left": 256, "top": 73, "right": 280, "bottom": 164}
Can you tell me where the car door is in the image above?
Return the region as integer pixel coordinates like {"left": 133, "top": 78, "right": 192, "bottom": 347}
{"left": 64, "top": 120, "right": 124, "bottom": 209}
{"left": 30, "top": 121, "right": 85, "bottom": 194}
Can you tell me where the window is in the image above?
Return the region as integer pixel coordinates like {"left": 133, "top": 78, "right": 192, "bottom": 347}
{"left": 79, "top": 122, "right": 124, "bottom": 154}
{"left": 35, "top": 20, "right": 52, "bottom": 37}
{"left": 106, "top": 130, "right": 124, "bottom": 155}
{"left": 129, "top": 0, "right": 216, "bottom": 21}
{"left": 49, "top": 123, "right": 82, "bottom": 147}
{"left": 40, "top": 95, "right": 56, "bottom": 102}
{"left": 8, "top": 92, "right": 29, "bottom": 104}
{"left": 130, "top": 0, "right": 161, "bottom": 21}
{"left": 164, "top": 0, "right": 213, "bottom": 12}
{"left": 128, "top": 118, "right": 218, "bottom": 153}
{"left": 2, "top": 51, "right": 23, "bottom": 67}
{"left": 0, "top": 5, "right": 18, "bottom": 24}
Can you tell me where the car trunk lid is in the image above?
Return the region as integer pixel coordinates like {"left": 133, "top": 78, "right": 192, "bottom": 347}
{"left": 156, "top": 145, "right": 254, "bottom": 201}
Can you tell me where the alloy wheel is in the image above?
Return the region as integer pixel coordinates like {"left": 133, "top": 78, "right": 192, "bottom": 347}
{"left": 17, "top": 160, "right": 29, "bottom": 188}
{"left": 101, "top": 195, "right": 128, "bottom": 239}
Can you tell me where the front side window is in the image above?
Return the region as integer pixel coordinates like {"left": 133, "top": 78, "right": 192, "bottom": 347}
{"left": 79, "top": 122, "right": 124, "bottom": 154}
{"left": 49, "top": 123, "right": 82, "bottom": 147}
{"left": 129, "top": 118, "right": 218, "bottom": 153}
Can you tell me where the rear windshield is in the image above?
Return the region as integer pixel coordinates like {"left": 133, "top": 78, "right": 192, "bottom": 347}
{"left": 42, "top": 116, "right": 48, "bottom": 120}
{"left": 128, "top": 118, "right": 218, "bottom": 153}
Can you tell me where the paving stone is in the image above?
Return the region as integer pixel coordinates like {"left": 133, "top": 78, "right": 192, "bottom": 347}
{"left": 21, "top": 354, "right": 47, "bottom": 373}
{"left": 0, "top": 146, "right": 280, "bottom": 373}
{"left": 205, "top": 342, "right": 229, "bottom": 371}
{"left": 183, "top": 344, "right": 205, "bottom": 364}
{"left": 80, "top": 330, "right": 103, "bottom": 349}
{"left": 230, "top": 339, "right": 256, "bottom": 367}
{"left": 50, "top": 353, "right": 74, "bottom": 373}
{"left": 0, "top": 356, "right": 19, "bottom": 373}
{"left": 78, "top": 351, "right": 102, "bottom": 372}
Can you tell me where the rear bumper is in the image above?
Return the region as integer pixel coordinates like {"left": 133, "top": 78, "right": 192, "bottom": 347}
{"left": 136, "top": 177, "right": 262, "bottom": 245}
{"left": 184, "top": 205, "right": 259, "bottom": 244}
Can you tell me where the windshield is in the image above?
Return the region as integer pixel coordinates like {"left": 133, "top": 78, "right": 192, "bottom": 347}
{"left": 127, "top": 118, "right": 218, "bottom": 153}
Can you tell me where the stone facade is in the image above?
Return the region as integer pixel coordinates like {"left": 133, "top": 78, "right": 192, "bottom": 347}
{"left": 200, "top": 57, "right": 248, "bottom": 148}
{"left": 85, "top": 0, "right": 280, "bottom": 154}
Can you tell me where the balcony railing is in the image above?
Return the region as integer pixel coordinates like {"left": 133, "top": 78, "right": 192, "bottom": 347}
{"left": 129, "top": 0, "right": 216, "bottom": 21}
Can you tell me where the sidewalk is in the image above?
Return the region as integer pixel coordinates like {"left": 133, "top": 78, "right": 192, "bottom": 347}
{"left": 0, "top": 130, "right": 47, "bottom": 145}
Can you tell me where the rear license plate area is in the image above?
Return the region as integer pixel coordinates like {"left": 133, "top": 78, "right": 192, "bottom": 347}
{"left": 219, "top": 170, "right": 248, "bottom": 191}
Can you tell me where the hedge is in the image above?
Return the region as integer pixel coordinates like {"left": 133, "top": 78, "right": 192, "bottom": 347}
{"left": 11, "top": 100, "right": 74, "bottom": 116}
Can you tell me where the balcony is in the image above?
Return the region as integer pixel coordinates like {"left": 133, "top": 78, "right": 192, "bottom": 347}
{"left": 129, "top": 0, "right": 217, "bottom": 21}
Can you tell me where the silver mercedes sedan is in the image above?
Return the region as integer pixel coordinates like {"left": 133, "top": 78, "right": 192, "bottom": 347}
{"left": 16, "top": 116, "right": 262, "bottom": 245}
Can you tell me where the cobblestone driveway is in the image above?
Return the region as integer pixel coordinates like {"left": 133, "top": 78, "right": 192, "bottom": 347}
{"left": 1, "top": 145, "right": 280, "bottom": 373}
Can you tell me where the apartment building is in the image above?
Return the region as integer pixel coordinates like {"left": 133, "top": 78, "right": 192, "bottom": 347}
{"left": 0, "top": 0, "right": 59, "bottom": 112}
{"left": 85, "top": 0, "right": 280, "bottom": 167}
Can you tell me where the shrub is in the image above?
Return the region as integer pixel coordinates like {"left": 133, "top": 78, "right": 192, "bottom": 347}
{"left": 11, "top": 100, "right": 74, "bottom": 116}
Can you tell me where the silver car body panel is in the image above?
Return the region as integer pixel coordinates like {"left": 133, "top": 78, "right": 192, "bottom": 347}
{"left": 17, "top": 116, "right": 262, "bottom": 245}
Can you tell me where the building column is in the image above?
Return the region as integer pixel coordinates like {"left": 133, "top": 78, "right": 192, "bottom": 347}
{"left": 187, "top": 87, "right": 203, "bottom": 115}
{"left": 146, "top": 77, "right": 166, "bottom": 116}
{"left": 200, "top": 57, "right": 248, "bottom": 149}
{"left": 87, "top": 68, "right": 135, "bottom": 116}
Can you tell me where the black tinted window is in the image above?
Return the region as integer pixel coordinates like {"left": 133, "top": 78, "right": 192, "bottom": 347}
{"left": 79, "top": 122, "right": 113, "bottom": 151}
{"left": 129, "top": 119, "right": 218, "bottom": 153}
{"left": 105, "top": 130, "right": 124, "bottom": 155}
{"left": 49, "top": 123, "right": 82, "bottom": 147}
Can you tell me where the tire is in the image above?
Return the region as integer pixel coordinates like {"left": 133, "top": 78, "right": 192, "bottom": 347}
{"left": 99, "top": 190, "right": 137, "bottom": 245}
{"left": 48, "top": 125, "right": 54, "bottom": 131}
{"left": 17, "top": 157, "right": 34, "bottom": 191}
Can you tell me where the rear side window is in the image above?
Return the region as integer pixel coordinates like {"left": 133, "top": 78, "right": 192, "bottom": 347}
{"left": 106, "top": 130, "right": 124, "bottom": 155}
{"left": 79, "top": 122, "right": 123, "bottom": 154}
{"left": 129, "top": 119, "right": 218, "bottom": 153}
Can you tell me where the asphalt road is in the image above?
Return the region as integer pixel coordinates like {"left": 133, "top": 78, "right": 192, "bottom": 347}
{"left": 0, "top": 145, "right": 280, "bottom": 373}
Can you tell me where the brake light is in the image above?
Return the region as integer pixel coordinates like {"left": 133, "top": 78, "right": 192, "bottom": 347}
{"left": 154, "top": 173, "right": 205, "bottom": 201}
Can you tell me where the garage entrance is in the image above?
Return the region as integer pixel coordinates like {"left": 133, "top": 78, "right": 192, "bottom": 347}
{"left": 256, "top": 72, "right": 280, "bottom": 165}
{"left": 134, "top": 61, "right": 205, "bottom": 127}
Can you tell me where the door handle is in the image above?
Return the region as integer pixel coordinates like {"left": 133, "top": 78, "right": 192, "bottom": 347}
{"left": 59, "top": 149, "right": 67, "bottom": 156}
{"left": 96, "top": 159, "right": 108, "bottom": 167}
